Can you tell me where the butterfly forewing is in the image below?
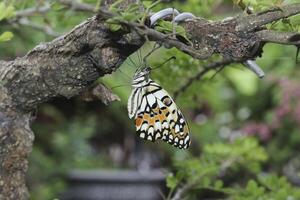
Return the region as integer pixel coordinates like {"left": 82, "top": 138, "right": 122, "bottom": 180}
{"left": 132, "top": 79, "right": 191, "bottom": 149}
{"left": 128, "top": 87, "right": 143, "bottom": 119}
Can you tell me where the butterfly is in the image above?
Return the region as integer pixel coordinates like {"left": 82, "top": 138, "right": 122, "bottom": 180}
{"left": 127, "top": 66, "right": 191, "bottom": 149}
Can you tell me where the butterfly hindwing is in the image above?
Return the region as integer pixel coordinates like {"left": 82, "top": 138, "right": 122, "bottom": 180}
{"left": 134, "top": 79, "right": 191, "bottom": 149}
{"left": 151, "top": 81, "right": 190, "bottom": 149}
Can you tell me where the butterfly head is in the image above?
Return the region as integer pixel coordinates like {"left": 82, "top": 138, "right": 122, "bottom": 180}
{"left": 132, "top": 66, "right": 152, "bottom": 88}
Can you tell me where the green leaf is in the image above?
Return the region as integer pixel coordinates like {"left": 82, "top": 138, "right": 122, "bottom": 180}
{"left": 155, "top": 20, "right": 188, "bottom": 38}
{"left": 0, "top": 2, "right": 15, "bottom": 21}
{"left": 0, "top": 31, "right": 13, "bottom": 42}
{"left": 246, "top": 180, "right": 258, "bottom": 192}
{"left": 109, "top": 24, "right": 122, "bottom": 32}
{"left": 121, "top": 12, "right": 143, "bottom": 22}
{"left": 214, "top": 180, "right": 224, "bottom": 189}
{"left": 109, "top": 0, "right": 125, "bottom": 13}
{"left": 166, "top": 174, "right": 178, "bottom": 189}
{"left": 51, "top": 2, "right": 67, "bottom": 11}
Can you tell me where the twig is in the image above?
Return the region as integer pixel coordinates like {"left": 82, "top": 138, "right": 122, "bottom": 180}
{"left": 235, "top": 1, "right": 253, "bottom": 15}
{"left": 173, "top": 59, "right": 235, "bottom": 99}
{"left": 15, "top": 4, "right": 51, "bottom": 18}
{"left": 256, "top": 30, "right": 300, "bottom": 45}
{"left": 170, "top": 180, "right": 199, "bottom": 200}
{"left": 236, "top": 3, "right": 300, "bottom": 31}
{"left": 170, "top": 157, "right": 238, "bottom": 200}
{"left": 14, "top": 0, "right": 95, "bottom": 19}
{"left": 17, "top": 18, "right": 60, "bottom": 37}
{"left": 58, "top": 0, "right": 96, "bottom": 12}
{"left": 6, "top": 0, "right": 95, "bottom": 37}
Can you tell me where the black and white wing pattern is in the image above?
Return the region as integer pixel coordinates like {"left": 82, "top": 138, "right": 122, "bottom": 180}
{"left": 129, "top": 79, "right": 191, "bottom": 149}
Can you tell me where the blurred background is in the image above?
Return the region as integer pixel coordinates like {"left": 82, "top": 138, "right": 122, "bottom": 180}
{"left": 1, "top": 0, "right": 300, "bottom": 199}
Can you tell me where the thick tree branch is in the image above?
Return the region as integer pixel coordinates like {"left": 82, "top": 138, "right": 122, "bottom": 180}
{"left": 0, "top": 1, "right": 141, "bottom": 199}
{"left": 1, "top": 15, "right": 142, "bottom": 111}
{"left": 100, "top": 3, "right": 300, "bottom": 63}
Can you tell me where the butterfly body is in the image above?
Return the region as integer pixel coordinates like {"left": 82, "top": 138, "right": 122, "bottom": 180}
{"left": 128, "top": 67, "right": 191, "bottom": 149}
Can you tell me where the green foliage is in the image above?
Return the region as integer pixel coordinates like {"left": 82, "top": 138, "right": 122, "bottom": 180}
{"left": 0, "top": 2, "right": 15, "bottom": 42}
{"left": 106, "top": 1, "right": 143, "bottom": 31}
{"left": 229, "top": 175, "right": 300, "bottom": 199}
{"left": 0, "top": 2, "right": 15, "bottom": 20}
{"left": 234, "top": 0, "right": 300, "bottom": 32}
{"left": 29, "top": 103, "right": 117, "bottom": 199}
{"left": 0, "top": 31, "right": 13, "bottom": 42}
{"left": 154, "top": 20, "right": 191, "bottom": 43}
{"left": 167, "top": 137, "right": 300, "bottom": 199}
{"left": 238, "top": 0, "right": 299, "bottom": 11}
{"left": 204, "top": 137, "right": 268, "bottom": 173}
{"left": 166, "top": 137, "right": 268, "bottom": 199}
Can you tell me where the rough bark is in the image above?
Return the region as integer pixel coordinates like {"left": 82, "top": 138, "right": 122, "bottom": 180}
{"left": 0, "top": 3, "right": 142, "bottom": 199}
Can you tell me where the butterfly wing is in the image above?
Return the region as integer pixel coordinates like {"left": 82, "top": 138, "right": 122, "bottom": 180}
{"left": 128, "top": 87, "right": 143, "bottom": 119}
{"left": 134, "top": 79, "right": 191, "bottom": 149}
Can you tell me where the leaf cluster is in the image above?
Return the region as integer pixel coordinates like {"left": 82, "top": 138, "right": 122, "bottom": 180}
{"left": 0, "top": 2, "right": 15, "bottom": 42}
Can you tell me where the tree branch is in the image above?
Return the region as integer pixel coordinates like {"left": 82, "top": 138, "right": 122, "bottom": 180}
{"left": 15, "top": 4, "right": 51, "bottom": 18}
{"left": 173, "top": 59, "right": 235, "bottom": 99}
{"left": 1, "top": 15, "right": 142, "bottom": 111}
{"left": 6, "top": 0, "right": 96, "bottom": 37}
{"left": 16, "top": 18, "right": 60, "bottom": 37}
{"left": 0, "top": 1, "right": 141, "bottom": 199}
{"left": 236, "top": 3, "right": 300, "bottom": 31}
{"left": 99, "top": 3, "right": 300, "bottom": 62}
{"left": 58, "top": 0, "right": 96, "bottom": 12}
{"left": 257, "top": 30, "right": 300, "bottom": 45}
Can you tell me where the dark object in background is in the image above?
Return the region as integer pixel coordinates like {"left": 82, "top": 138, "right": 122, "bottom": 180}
{"left": 62, "top": 170, "right": 166, "bottom": 200}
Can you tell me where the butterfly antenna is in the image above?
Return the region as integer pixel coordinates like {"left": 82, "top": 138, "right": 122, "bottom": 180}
{"left": 127, "top": 56, "right": 137, "bottom": 68}
{"left": 134, "top": 48, "right": 142, "bottom": 71}
{"left": 118, "top": 69, "right": 131, "bottom": 80}
{"left": 152, "top": 56, "right": 176, "bottom": 70}
{"left": 137, "top": 48, "right": 143, "bottom": 68}
{"left": 124, "top": 58, "right": 135, "bottom": 69}
{"left": 143, "top": 43, "right": 162, "bottom": 64}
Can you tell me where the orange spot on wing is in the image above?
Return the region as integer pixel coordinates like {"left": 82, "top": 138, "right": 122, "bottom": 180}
{"left": 149, "top": 118, "right": 155, "bottom": 125}
{"left": 135, "top": 117, "right": 143, "bottom": 127}
{"left": 144, "top": 114, "right": 150, "bottom": 120}
{"left": 158, "top": 114, "right": 166, "bottom": 122}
